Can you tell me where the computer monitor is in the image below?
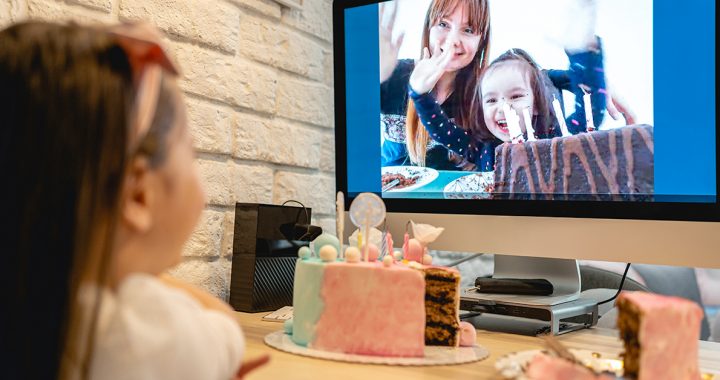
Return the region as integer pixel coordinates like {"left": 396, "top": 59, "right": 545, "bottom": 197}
{"left": 333, "top": 0, "right": 719, "bottom": 292}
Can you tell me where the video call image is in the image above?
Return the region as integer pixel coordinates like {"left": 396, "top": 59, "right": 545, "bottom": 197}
{"left": 378, "top": 0, "right": 654, "bottom": 200}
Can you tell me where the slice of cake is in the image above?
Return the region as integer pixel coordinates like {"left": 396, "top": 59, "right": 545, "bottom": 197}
{"left": 493, "top": 124, "right": 654, "bottom": 200}
{"left": 616, "top": 291, "right": 703, "bottom": 379}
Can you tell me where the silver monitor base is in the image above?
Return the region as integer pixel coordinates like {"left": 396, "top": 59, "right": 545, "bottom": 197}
{"left": 459, "top": 296, "right": 599, "bottom": 335}
{"left": 459, "top": 256, "right": 597, "bottom": 335}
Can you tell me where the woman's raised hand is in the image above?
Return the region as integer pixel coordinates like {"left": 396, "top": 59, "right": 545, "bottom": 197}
{"left": 409, "top": 39, "right": 454, "bottom": 95}
{"left": 563, "top": 0, "right": 598, "bottom": 52}
{"left": 379, "top": 2, "right": 404, "bottom": 83}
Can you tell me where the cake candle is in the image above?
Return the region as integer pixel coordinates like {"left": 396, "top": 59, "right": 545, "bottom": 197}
{"left": 386, "top": 232, "right": 393, "bottom": 260}
{"left": 522, "top": 107, "right": 536, "bottom": 141}
{"left": 583, "top": 91, "right": 596, "bottom": 132}
{"left": 552, "top": 96, "right": 572, "bottom": 137}
{"left": 336, "top": 191, "right": 344, "bottom": 258}
{"left": 363, "top": 213, "right": 370, "bottom": 262}
{"left": 503, "top": 103, "right": 524, "bottom": 144}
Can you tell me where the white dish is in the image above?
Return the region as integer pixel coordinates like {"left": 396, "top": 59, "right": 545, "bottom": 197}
{"left": 265, "top": 330, "right": 489, "bottom": 366}
{"left": 495, "top": 349, "right": 623, "bottom": 379}
{"left": 381, "top": 166, "right": 439, "bottom": 192}
{"left": 443, "top": 172, "right": 495, "bottom": 199}
{"left": 495, "top": 349, "right": 718, "bottom": 379}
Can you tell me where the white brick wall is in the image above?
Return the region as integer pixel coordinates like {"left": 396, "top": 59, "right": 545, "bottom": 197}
{"left": 1, "top": 0, "right": 336, "bottom": 300}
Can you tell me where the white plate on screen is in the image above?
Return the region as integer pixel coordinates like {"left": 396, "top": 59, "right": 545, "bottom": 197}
{"left": 443, "top": 172, "right": 495, "bottom": 199}
{"left": 381, "top": 166, "right": 438, "bottom": 192}
{"left": 265, "top": 330, "right": 489, "bottom": 366}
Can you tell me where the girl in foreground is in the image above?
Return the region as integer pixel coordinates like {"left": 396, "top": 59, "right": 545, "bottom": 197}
{"left": 0, "top": 21, "right": 267, "bottom": 379}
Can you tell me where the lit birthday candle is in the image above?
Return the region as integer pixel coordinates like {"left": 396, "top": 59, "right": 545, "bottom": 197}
{"left": 502, "top": 102, "right": 524, "bottom": 144}
{"left": 552, "top": 96, "right": 572, "bottom": 137}
{"left": 522, "top": 107, "right": 537, "bottom": 141}
{"left": 583, "top": 90, "right": 596, "bottom": 132}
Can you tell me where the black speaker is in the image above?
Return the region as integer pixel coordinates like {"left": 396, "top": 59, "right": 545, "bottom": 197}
{"left": 229, "top": 203, "right": 319, "bottom": 312}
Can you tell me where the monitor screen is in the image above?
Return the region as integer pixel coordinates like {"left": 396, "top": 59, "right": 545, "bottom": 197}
{"left": 335, "top": 0, "right": 718, "bottom": 221}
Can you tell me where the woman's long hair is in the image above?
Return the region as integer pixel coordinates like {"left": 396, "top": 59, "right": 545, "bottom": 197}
{"left": 472, "top": 48, "right": 558, "bottom": 139}
{"left": 0, "top": 21, "right": 177, "bottom": 380}
{"left": 406, "top": 0, "right": 491, "bottom": 166}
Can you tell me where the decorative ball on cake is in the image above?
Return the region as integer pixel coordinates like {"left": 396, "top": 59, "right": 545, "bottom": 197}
{"left": 345, "top": 247, "right": 361, "bottom": 263}
{"left": 458, "top": 321, "right": 476, "bottom": 347}
{"left": 422, "top": 253, "right": 433, "bottom": 265}
{"left": 319, "top": 245, "right": 338, "bottom": 262}
{"left": 393, "top": 250, "right": 403, "bottom": 261}
{"left": 382, "top": 255, "right": 393, "bottom": 267}
{"left": 297, "top": 246, "right": 312, "bottom": 260}
{"left": 361, "top": 243, "right": 379, "bottom": 261}
{"left": 312, "top": 232, "right": 340, "bottom": 257}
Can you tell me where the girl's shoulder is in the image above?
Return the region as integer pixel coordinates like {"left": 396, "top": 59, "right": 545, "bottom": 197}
{"left": 87, "top": 274, "right": 245, "bottom": 380}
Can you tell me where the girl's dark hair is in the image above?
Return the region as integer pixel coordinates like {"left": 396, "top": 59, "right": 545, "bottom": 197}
{"left": 406, "top": 0, "right": 491, "bottom": 166}
{"left": 0, "top": 21, "right": 177, "bottom": 379}
{"left": 472, "top": 48, "right": 558, "bottom": 140}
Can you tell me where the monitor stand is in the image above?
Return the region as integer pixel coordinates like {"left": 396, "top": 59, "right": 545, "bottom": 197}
{"left": 460, "top": 256, "right": 599, "bottom": 335}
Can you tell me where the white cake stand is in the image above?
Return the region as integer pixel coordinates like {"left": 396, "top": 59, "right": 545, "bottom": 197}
{"left": 264, "top": 330, "right": 490, "bottom": 366}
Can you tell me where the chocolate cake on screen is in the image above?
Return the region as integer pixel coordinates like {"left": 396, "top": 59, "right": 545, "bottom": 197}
{"left": 494, "top": 124, "right": 654, "bottom": 200}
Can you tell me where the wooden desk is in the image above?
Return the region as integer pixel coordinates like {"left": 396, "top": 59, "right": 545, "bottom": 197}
{"left": 235, "top": 312, "right": 720, "bottom": 379}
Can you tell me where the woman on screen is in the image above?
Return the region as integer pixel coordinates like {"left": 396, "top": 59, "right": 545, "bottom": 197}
{"left": 380, "top": 0, "right": 490, "bottom": 171}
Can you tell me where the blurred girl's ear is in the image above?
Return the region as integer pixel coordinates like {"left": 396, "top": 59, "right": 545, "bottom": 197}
{"left": 120, "top": 156, "right": 155, "bottom": 233}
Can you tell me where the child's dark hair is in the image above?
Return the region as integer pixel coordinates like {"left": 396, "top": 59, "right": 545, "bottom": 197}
{"left": 0, "top": 21, "right": 178, "bottom": 380}
{"left": 472, "top": 48, "right": 558, "bottom": 140}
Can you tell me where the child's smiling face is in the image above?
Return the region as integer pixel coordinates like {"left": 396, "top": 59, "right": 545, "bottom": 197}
{"left": 480, "top": 61, "right": 535, "bottom": 142}
{"left": 428, "top": 4, "right": 482, "bottom": 73}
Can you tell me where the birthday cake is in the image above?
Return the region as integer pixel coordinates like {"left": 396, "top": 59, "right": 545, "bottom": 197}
{"left": 616, "top": 291, "right": 703, "bottom": 380}
{"left": 493, "top": 124, "right": 654, "bottom": 200}
{"left": 286, "top": 235, "right": 470, "bottom": 357}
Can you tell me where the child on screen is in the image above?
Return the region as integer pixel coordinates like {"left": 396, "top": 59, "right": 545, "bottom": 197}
{"left": 410, "top": 43, "right": 607, "bottom": 172}
{"left": 1, "top": 21, "right": 267, "bottom": 379}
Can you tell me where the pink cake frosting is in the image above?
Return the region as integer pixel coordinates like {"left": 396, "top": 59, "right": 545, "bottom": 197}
{"left": 617, "top": 291, "right": 703, "bottom": 380}
{"left": 312, "top": 262, "right": 426, "bottom": 357}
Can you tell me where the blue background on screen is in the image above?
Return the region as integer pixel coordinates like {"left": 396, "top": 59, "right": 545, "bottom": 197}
{"left": 345, "top": 5, "right": 381, "bottom": 193}
{"left": 654, "top": 0, "right": 716, "bottom": 196}
{"left": 345, "top": 0, "right": 716, "bottom": 198}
